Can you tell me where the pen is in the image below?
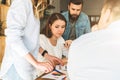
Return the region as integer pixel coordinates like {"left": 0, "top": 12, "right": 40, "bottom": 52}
{"left": 53, "top": 68, "right": 64, "bottom": 75}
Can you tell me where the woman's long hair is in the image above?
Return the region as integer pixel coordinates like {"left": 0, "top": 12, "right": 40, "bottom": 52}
{"left": 41, "top": 13, "right": 67, "bottom": 38}
{"left": 32, "top": 0, "right": 48, "bottom": 19}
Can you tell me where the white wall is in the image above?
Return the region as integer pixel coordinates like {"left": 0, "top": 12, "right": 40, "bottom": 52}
{"left": 59, "top": 0, "right": 104, "bottom": 15}
{"left": 83, "top": 0, "right": 104, "bottom": 15}
{"left": 60, "top": 0, "right": 68, "bottom": 12}
{"left": 5, "top": 0, "right": 104, "bottom": 15}
{"left": 52, "top": 0, "right": 60, "bottom": 13}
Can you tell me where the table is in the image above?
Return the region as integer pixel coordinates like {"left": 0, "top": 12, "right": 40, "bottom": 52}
{"left": 36, "top": 65, "right": 67, "bottom": 80}
{"left": 36, "top": 77, "right": 55, "bottom": 80}
{"left": 36, "top": 77, "right": 67, "bottom": 80}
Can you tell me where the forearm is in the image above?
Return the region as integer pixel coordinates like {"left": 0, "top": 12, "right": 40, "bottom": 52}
{"left": 39, "top": 47, "right": 44, "bottom": 53}
{"left": 24, "top": 53, "right": 38, "bottom": 68}
{"left": 24, "top": 53, "right": 54, "bottom": 73}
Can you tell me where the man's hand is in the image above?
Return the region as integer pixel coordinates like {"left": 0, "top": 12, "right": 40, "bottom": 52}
{"left": 92, "top": 24, "right": 99, "bottom": 32}
{"left": 64, "top": 40, "right": 72, "bottom": 48}
{"left": 62, "top": 58, "right": 68, "bottom": 65}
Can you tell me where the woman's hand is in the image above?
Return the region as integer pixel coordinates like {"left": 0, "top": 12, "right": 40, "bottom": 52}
{"left": 24, "top": 53, "right": 54, "bottom": 73}
{"left": 35, "top": 61, "right": 54, "bottom": 73}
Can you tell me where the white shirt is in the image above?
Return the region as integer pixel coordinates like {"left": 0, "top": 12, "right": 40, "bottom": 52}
{"left": 38, "top": 34, "right": 67, "bottom": 62}
{"left": 67, "top": 20, "right": 120, "bottom": 80}
{"left": 0, "top": 0, "right": 40, "bottom": 79}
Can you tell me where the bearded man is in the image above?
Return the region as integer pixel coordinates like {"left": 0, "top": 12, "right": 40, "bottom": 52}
{"left": 62, "top": 0, "right": 91, "bottom": 41}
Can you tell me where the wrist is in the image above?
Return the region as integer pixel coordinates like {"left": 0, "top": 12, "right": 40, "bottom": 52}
{"left": 34, "top": 61, "right": 39, "bottom": 68}
{"left": 44, "top": 52, "right": 49, "bottom": 58}
{"left": 41, "top": 50, "right": 48, "bottom": 57}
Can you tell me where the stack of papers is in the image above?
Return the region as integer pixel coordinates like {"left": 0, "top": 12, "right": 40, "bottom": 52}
{"left": 42, "top": 65, "right": 67, "bottom": 80}
{"left": 42, "top": 72, "right": 66, "bottom": 80}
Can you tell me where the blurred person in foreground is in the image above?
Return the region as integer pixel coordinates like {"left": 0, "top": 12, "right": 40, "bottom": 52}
{"left": 67, "top": 0, "right": 120, "bottom": 80}
{"left": 0, "top": 0, "right": 62, "bottom": 80}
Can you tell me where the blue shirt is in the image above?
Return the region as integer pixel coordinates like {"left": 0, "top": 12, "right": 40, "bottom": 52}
{"left": 62, "top": 11, "right": 91, "bottom": 40}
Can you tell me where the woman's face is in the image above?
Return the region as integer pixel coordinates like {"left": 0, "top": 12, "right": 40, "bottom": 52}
{"left": 50, "top": 19, "right": 66, "bottom": 38}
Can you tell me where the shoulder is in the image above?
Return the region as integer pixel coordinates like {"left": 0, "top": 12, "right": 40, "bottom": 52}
{"left": 10, "top": 0, "right": 32, "bottom": 11}
{"left": 61, "top": 11, "right": 68, "bottom": 16}
{"left": 40, "top": 34, "right": 49, "bottom": 45}
{"left": 80, "top": 12, "right": 88, "bottom": 17}
{"left": 11, "top": 0, "right": 31, "bottom": 6}
{"left": 40, "top": 34, "right": 47, "bottom": 40}
{"left": 79, "top": 12, "right": 89, "bottom": 20}
{"left": 71, "top": 32, "right": 96, "bottom": 47}
{"left": 61, "top": 11, "right": 69, "bottom": 21}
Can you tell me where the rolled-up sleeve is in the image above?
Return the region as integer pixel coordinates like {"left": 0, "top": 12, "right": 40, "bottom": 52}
{"left": 5, "top": 0, "right": 30, "bottom": 57}
{"left": 85, "top": 16, "right": 91, "bottom": 33}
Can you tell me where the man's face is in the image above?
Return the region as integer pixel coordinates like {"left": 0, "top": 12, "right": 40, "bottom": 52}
{"left": 68, "top": 3, "right": 82, "bottom": 21}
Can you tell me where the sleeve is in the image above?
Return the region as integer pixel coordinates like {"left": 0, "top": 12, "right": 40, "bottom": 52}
{"left": 39, "top": 34, "right": 48, "bottom": 60}
{"left": 84, "top": 15, "right": 91, "bottom": 33}
{"left": 39, "top": 34, "right": 47, "bottom": 50}
{"left": 60, "top": 37, "right": 68, "bottom": 57}
{"left": 5, "top": 0, "right": 30, "bottom": 56}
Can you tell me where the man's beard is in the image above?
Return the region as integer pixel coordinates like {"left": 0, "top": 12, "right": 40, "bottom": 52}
{"left": 69, "top": 12, "right": 79, "bottom": 22}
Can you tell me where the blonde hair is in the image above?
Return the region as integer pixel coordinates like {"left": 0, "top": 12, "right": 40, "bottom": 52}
{"left": 32, "top": 0, "right": 48, "bottom": 19}
{"left": 103, "top": 0, "right": 120, "bottom": 20}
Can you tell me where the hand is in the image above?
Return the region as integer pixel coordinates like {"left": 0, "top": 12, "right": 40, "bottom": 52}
{"left": 64, "top": 40, "right": 72, "bottom": 48}
{"left": 44, "top": 54, "right": 64, "bottom": 67}
{"left": 24, "top": 53, "right": 53, "bottom": 73}
{"left": 62, "top": 58, "right": 68, "bottom": 65}
{"left": 35, "top": 61, "right": 54, "bottom": 73}
{"left": 92, "top": 24, "right": 99, "bottom": 32}
{"left": 92, "top": 23, "right": 108, "bottom": 32}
